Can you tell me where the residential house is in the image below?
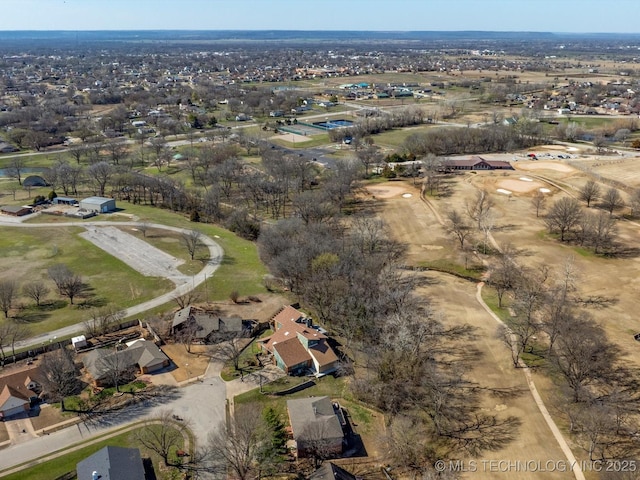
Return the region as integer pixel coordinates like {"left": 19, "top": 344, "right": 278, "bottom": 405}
{"left": 171, "top": 306, "right": 244, "bottom": 343}
{"left": 308, "top": 462, "right": 358, "bottom": 480}
{"left": 287, "top": 396, "right": 344, "bottom": 459}
{"left": 0, "top": 366, "right": 44, "bottom": 419}
{"left": 440, "top": 156, "right": 513, "bottom": 171}
{"left": 76, "top": 446, "right": 146, "bottom": 480}
{"left": 83, "top": 339, "right": 170, "bottom": 387}
{"left": 258, "top": 306, "right": 339, "bottom": 376}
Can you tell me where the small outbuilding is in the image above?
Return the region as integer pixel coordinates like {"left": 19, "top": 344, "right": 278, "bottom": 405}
{"left": 79, "top": 196, "right": 116, "bottom": 213}
{"left": 53, "top": 196, "right": 79, "bottom": 206}
{"left": 72, "top": 335, "right": 88, "bottom": 350}
{"left": 0, "top": 205, "right": 33, "bottom": 217}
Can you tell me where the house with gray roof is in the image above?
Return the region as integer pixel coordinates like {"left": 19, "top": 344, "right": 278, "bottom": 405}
{"left": 83, "top": 339, "right": 169, "bottom": 387}
{"left": 171, "top": 305, "right": 244, "bottom": 343}
{"left": 287, "top": 396, "right": 344, "bottom": 459}
{"left": 76, "top": 446, "right": 145, "bottom": 480}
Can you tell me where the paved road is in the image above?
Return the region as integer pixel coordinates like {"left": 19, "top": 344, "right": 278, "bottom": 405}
{"left": 0, "top": 358, "right": 228, "bottom": 473}
{"left": 0, "top": 218, "right": 223, "bottom": 351}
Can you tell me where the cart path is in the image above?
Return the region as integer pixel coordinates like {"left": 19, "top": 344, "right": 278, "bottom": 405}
{"left": 475, "top": 282, "right": 585, "bottom": 480}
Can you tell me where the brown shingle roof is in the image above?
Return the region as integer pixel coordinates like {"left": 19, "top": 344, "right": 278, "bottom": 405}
{"left": 273, "top": 337, "right": 311, "bottom": 368}
{"left": 308, "top": 340, "right": 339, "bottom": 369}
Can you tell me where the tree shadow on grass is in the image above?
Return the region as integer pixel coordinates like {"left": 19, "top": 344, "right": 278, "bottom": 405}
{"left": 14, "top": 310, "right": 51, "bottom": 324}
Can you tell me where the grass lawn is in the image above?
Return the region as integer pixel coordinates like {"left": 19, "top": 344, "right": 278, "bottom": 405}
{"left": 235, "top": 374, "right": 349, "bottom": 411}
{"left": 480, "top": 286, "right": 512, "bottom": 323}
{"left": 373, "top": 124, "right": 435, "bottom": 148}
{"left": 0, "top": 425, "right": 184, "bottom": 480}
{"left": 0, "top": 226, "right": 173, "bottom": 335}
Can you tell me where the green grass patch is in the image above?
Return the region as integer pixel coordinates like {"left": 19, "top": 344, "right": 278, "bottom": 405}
{"left": 480, "top": 286, "right": 512, "bottom": 322}
{"left": 373, "top": 124, "right": 434, "bottom": 148}
{"left": 235, "top": 374, "right": 349, "bottom": 412}
{"left": 572, "top": 245, "right": 596, "bottom": 258}
{"left": 419, "top": 258, "right": 486, "bottom": 281}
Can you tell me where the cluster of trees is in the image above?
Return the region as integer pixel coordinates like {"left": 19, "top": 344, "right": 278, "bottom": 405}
{"left": 0, "top": 264, "right": 89, "bottom": 321}
{"left": 544, "top": 183, "right": 629, "bottom": 253}
{"left": 259, "top": 211, "right": 520, "bottom": 474}
{"left": 489, "top": 253, "right": 640, "bottom": 461}
{"left": 404, "top": 123, "right": 547, "bottom": 157}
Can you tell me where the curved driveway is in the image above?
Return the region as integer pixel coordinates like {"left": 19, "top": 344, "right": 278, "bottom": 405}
{"left": 0, "top": 218, "right": 223, "bottom": 351}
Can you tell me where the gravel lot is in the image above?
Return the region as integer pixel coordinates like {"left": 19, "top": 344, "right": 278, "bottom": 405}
{"left": 80, "top": 225, "right": 189, "bottom": 285}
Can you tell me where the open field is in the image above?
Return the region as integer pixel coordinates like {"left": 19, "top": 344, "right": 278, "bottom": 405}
{"left": 0, "top": 226, "right": 173, "bottom": 335}
{"left": 0, "top": 204, "right": 268, "bottom": 341}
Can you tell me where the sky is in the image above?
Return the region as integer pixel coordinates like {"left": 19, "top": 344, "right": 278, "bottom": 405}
{"left": 2, "top": 0, "right": 638, "bottom": 33}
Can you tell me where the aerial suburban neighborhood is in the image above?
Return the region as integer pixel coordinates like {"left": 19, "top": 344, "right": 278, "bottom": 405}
{"left": 1, "top": 3, "right": 640, "bottom": 479}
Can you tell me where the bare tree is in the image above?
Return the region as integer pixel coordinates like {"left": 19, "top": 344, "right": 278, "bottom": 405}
{"left": 97, "top": 348, "right": 136, "bottom": 393}
{"left": 356, "top": 144, "right": 381, "bottom": 177}
{"left": 48, "top": 264, "right": 72, "bottom": 294}
{"left": 551, "top": 314, "right": 620, "bottom": 402}
{"left": 299, "top": 420, "right": 341, "bottom": 468}
{"left": 601, "top": 188, "right": 624, "bottom": 216}
{"left": 466, "top": 189, "right": 494, "bottom": 230}
{"left": 173, "top": 290, "right": 201, "bottom": 309}
{"left": 531, "top": 190, "right": 546, "bottom": 217}
{"left": 41, "top": 348, "right": 80, "bottom": 411}
{"left": 545, "top": 197, "right": 582, "bottom": 241}
{"left": 445, "top": 209, "right": 472, "bottom": 249}
{"left": 6, "top": 324, "right": 29, "bottom": 358}
{"left": 579, "top": 180, "right": 601, "bottom": 208}
{"left": 86, "top": 161, "right": 114, "bottom": 196}
{"left": 207, "top": 406, "right": 270, "bottom": 480}
{"left": 6, "top": 157, "right": 25, "bottom": 186}
{"left": 137, "top": 222, "right": 150, "bottom": 238}
{"left": 0, "top": 280, "right": 17, "bottom": 318}
{"left": 84, "top": 304, "right": 123, "bottom": 337}
{"left": 135, "top": 410, "right": 188, "bottom": 467}
{"left": 488, "top": 248, "right": 520, "bottom": 308}
{"left": 214, "top": 334, "right": 247, "bottom": 372}
{"left": 23, "top": 281, "right": 50, "bottom": 306}
{"left": 181, "top": 229, "right": 204, "bottom": 261}
{"left": 60, "top": 274, "right": 88, "bottom": 305}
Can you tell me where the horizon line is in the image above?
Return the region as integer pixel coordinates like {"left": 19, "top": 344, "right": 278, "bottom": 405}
{"left": 0, "top": 29, "right": 639, "bottom": 35}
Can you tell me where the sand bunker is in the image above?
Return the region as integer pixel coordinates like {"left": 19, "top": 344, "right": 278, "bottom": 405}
{"left": 519, "top": 177, "right": 533, "bottom": 182}
{"left": 539, "top": 188, "right": 551, "bottom": 193}
{"left": 497, "top": 188, "right": 512, "bottom": 195}
{"left": 366, "top": 185, "right": 407, "bottom": 199}
{"left": 498, "top": 178, "right": 546, "bottom": 193}
{"left": 516, "top": 161, "right": 575, "bottom": 173}
{"left": 402, "top": 193, "right": 413, "bottom": 198}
